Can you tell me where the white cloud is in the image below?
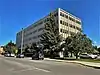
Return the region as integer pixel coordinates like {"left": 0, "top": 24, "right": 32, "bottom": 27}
{"left": 94, "top": 41, "right": 97, "bottom": 44}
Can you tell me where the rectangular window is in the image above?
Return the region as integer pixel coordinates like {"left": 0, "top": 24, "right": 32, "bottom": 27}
{"left": 69, "top": 17, "right": 75, "bottom": 22}
{"left": 38, "top": 34, "right": 41, "bottom": 38}
{"left": 76, "top": 20, "right": 81, "bottom": 24}
{"left": 62, "top": 21, "right": 64, "bottom": 25}
{"left": 60, "top": 29, "right": 68, "bottom": 34}
{"left": 76, "top": 27, "right": 81, "bottom": 31}
{"left": 60, "top": 29, "right": 63, "bottom": 32}
{"left": 54, "top": 12, "right": 58, "bottom": 17}
{"left": 44, "top": 19, "right": 46, "bottom": 23}
{"left": 38, "top": 28, "right": 44, "bottom": 32}
{"left": 56, "top": 19, "right": 58, "bottom": 24}
{"left": 60, "top": 20, "right": 62, "bottom": 24}
{"left": 65, "top": 15, "right": 68, "bottom": 19}
{"left": 33, "top": 30, "right": 37, "bottom": 33}
{"left": 65, "top": 22, "right": 68, "bottom": 26}
{"left": 60, "top": 12, "right": 62, "bottom": 16}
{"left": 70, "top": 31, "right": 75, "bottom": 35}
{"left": 60, "top": 12, "right": 64, "bottom": 17}
{"left": 73, "top": 26, "right": 75, "bottom": 29}
{"left": 69, "top": 24, "right": 72, "bottom": 28}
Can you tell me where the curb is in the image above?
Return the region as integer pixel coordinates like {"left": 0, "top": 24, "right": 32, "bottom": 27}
{"left": 45, "top": 58, "right": 100, "bottom": 69}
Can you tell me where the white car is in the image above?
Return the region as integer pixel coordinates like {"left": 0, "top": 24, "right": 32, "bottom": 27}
{"left": 96, "top": 55, "right": 100, "bottom": 59}
{"left": 4, "top": 53, "right": 10, "bottom": 57}
{"left": 79, "top": 54, "right": 97, "bottom": 59}
{"left": 10, "top": 54, "right": 15, "bottom": 57}
{"left": 88, "top": 54, "right": 97, "bottom": 59}
{"left": 16, "top": 54, "right": 24, "bottom": 58}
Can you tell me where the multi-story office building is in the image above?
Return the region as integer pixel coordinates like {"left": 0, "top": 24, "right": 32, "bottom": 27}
{"left": 16, "top": 8, "right": 82, "bottom": 49}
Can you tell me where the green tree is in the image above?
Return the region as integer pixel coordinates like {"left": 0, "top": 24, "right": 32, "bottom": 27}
{"left": 40, "top": 13, "right": 63, "bottom": 58}
{"left": 24, "top": 45, "right": 30, "bottom": 53}
{"left": 64, "top": 33, "right": 93, "bottom": 59}
{"left": 93, "top": 46, "right": 98, "bottom": 50}
{"left": 24, "top": 43, "right": 39, "bottom": 54}
{"left": 64, "top": 36, "right": 73, "bottom": 57}
{"left": 30, "top": 43, "right": 39, "bottom": 52}
{"left": 98, "top": 47, "right": 100, "bottom": 54}
{"left": 4, "top": 40, "right": 16, "bottom": 54}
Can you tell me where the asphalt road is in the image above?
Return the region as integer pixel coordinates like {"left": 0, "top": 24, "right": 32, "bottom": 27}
{"left": 0, "top": 55, "right": 100, "bottom": 75}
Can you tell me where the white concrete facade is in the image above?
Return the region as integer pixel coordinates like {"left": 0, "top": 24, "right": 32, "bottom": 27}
{"left": 16, "top": 8, "right": 82, "bottom": 48}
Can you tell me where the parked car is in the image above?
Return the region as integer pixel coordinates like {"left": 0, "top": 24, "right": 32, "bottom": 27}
{"left": 16, "top": 54, "right": 24, "bottom": 58}
{"left": 39, "top": 52, "right": 44, "bottom": 60}
{"left": 96, "top": 55, "right": 100, "bottom": 59}
{"left": 4, "top": 53, "right": 10, "bottom": 57}
{"left": 10, "top": 53, "right": 15, "bottom": 57}
{"left": 79, "top": 54, "right": 97, "bottom": 59}
{"left": 88, "top": 54, "right": 97, "bottom": 59}
{"left": 32, "top": 53, "right": 39, "bottom": 60}
{"left": 32, "top": 51, "right": 44, "bottom": 60}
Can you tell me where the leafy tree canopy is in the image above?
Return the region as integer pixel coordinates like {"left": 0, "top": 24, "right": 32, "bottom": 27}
{"left": 40, "top": 13, "right": 63, "bottom": 51}
{"left": 64, "top": 33, "right": 94, "bottom": 59}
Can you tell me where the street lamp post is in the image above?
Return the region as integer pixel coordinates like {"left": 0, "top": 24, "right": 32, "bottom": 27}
{"left": 21, "top": 28, "right": 24, "bottom": 54}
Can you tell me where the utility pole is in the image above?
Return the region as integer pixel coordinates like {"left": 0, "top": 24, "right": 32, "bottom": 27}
{"left": 21, "top": 28, "right": 24, "bottom": 54}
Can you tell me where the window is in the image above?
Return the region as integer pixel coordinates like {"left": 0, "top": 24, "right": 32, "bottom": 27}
{"left": 76, "top": 27, "right": 81, "bottom": 31}
{"left": 44, "top": 19, "right": 46, "bottom": 23}
{"left": 38, "top": 28, "right": 44, "bottom": 32}
{"left": 33, "top": 30, "right": 37, "bottom": 34}
{"left": 69, "top": 24, "right": 76, "bottom": 29}
{"left": 62, "top": 14, "right": 64, "bottom": 17}
{"left": 65, "top": 22, "right": 68, "bottom": 26}
{"left": 65, "top": 15, "right": 68, "bottom": 19}
{"left": 47, "top": 18, "right": 49, "bottom": 21}
{"left": 44, "top": 18, "right": 49, "bottom": 23}
{"left": 56, "top": 19, "right": 58, "bottom": 24}
{"left": 38, "top": 34, "right": 41, "bottom": 37}
{"left": 34, "top": 24, "right": 37, "bottom": 27}
{"left": 73, "top": 26, "right": 75, "bottom": 29}
{"left": 60, "top": 20, "right": 62, "bottom": 24}
{"left": 33, "top": 36, "right": 37, "bottom": 39}
{"left": 38, "top": 21, "right": 43, "bottom": 25}
{"left": 62, "top": 21, "right": 64, "bottom": 25}
{"left": 60, "top": 12, "right": 62, "bottom": 16}
{"left": 29, "top": 37, "right": 32, "bottom": 41}
{"left": 69, "top": 24, "right": 72, "bottom": 28}
{"left": 76, "top": 20, "right": 81, "bottom": 24}
{"left": 60, "top": 20, "right": 64, "bottom": 25}
{"left": 63, "top": 30, "right": 67, "bottom": 33}
{"left": 60, "top": 29, "right": 63, "bottom": 32}
{"left": 60, "top": 29, "right": 68, "bottom": 34}
{"left": 69, "top": 17, "right": 75, "bottom": 22}
{"left": 70, "top": 31, "right": 75, "bottom": 35}
{"left": 60, "top": 12, "right": 64, "bottom": 17}
{"left": 54, "top": 12, "right": 58, "bottom": 17}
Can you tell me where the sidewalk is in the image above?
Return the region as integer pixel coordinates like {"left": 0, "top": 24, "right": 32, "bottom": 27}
{"left": 44, "top": 58, "right": 100, "bottom": 69}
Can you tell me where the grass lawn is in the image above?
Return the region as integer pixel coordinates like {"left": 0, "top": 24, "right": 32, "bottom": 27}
{"left": 77, "top": 59, "right": 100, "bottom": 63}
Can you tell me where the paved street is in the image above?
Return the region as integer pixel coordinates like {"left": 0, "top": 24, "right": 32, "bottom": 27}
{"left": 0, "top": 56, "right": 100, "bottom": 75}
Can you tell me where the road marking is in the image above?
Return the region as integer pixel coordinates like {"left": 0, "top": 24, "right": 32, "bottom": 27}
{"left": 12, "top": 68, "right": 33, "bottom": 73}
{"left": 35, "top": 67, "right": 50, "bottom": 72}
{"left": 10, "top": 67, "right": 50, "bottom": 73}
{"left": 3, "top": 59, "right": 30, "bottom": 68}
{"left": 29, "top": 60, "right": 44, "bottom": 62}
{"left": 4, "top": 59, "right": 51, "bottom": 73}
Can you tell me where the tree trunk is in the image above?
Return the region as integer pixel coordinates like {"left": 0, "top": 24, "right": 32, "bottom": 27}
{"left": 76, "top": 53, "right": 78, "bottom": 59}
{"left": 50, "top": 50, "right": 54, "bottom": 59}
{"left": 71, "top": 52, "right": 73, "bottom": 57}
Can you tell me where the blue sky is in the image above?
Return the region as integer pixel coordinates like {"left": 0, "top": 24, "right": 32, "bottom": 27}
{"left": 0, "top": 0, "right": 100, "bottom": 46}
